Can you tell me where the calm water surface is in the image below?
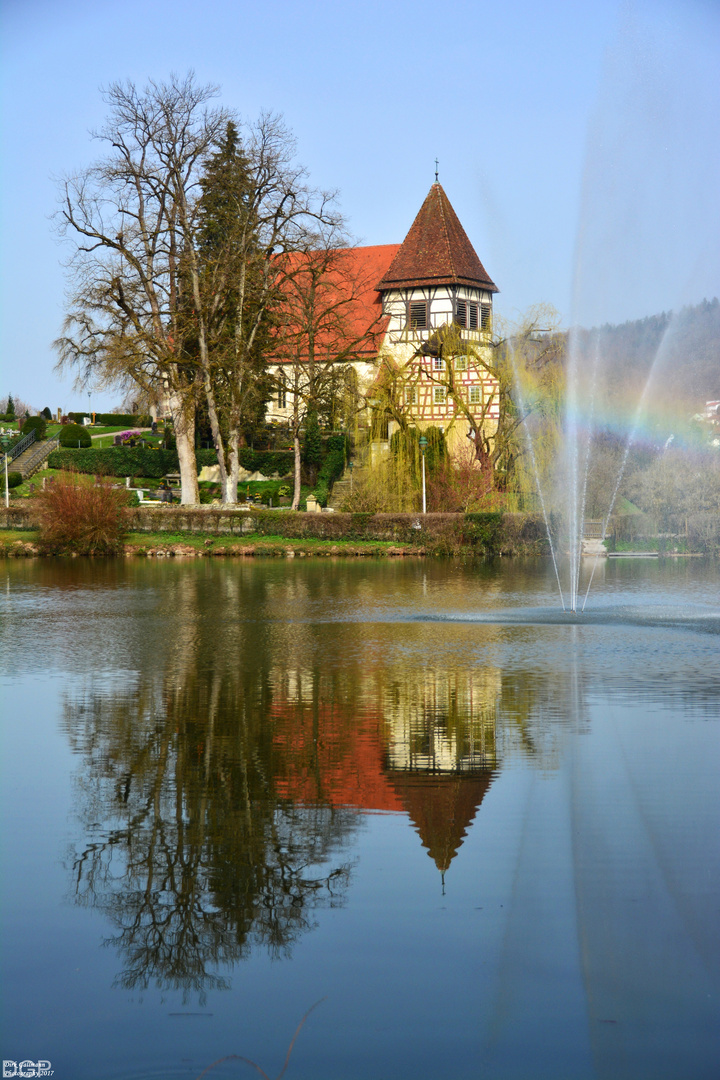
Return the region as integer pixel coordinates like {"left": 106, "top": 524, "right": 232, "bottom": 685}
{"left": 1, "top": 557, "right": 718, "bottom": 1080}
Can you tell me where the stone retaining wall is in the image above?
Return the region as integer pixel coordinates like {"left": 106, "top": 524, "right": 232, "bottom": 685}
{"left": 0, "top": 505, "right": 553, "bottom": 555}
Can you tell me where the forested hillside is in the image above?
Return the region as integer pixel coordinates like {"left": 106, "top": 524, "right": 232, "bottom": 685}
{"left": 570, "top": 297, "right": 720, "bottom": 407}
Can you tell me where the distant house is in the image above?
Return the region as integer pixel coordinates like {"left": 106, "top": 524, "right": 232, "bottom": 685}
{"left": 267, "top": 182, "right": 499, "bottom": 454}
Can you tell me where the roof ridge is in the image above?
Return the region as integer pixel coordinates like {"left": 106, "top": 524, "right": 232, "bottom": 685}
{"left": 437, "top": 184, "right": 456, "bottom": 281}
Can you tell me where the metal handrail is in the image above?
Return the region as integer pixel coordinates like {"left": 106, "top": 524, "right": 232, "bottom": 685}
{"left": 1, "top": 429, "right": 36, "bottom": 464}
{"left": 20, "top": 436, "right": 60, "bottom": 477}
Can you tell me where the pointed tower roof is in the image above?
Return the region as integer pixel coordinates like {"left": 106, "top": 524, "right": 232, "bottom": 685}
{"left": 377, "top": 183, "right": 498, "bottom": 293}
{"left": 387, "top": 771, "right": 495, "bottom": 874}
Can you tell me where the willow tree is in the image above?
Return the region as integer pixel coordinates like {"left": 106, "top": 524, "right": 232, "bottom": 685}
{"left": 361, "top": 308, "right": 564, "bottom": 508}
{"left": 54, "top": 74, "right": 232, "bottom": 503}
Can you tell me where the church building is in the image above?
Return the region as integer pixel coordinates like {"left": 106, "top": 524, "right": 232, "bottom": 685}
{"left": 266, "top": 181, "right": 499, "bottom": 454}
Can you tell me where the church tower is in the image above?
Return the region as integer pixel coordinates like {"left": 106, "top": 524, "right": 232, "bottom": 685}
{"left": 375, "top": 183, "right": 499, "bottom": 449}
{"left": 377, "top": 181, "right": 497, "bottom": 340}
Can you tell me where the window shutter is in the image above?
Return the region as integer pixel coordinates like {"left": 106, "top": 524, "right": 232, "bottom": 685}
{"left": 409, "top": 301, "right": 427, "bottom": 329}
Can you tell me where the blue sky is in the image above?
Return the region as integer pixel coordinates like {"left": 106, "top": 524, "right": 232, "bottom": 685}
{"left": 1, "top": 0, "right": 718, "bottom": 411}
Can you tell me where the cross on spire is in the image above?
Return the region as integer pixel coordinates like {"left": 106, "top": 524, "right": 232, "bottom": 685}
{"left": 434, "top": 158, "right": 439, "bottom": 183}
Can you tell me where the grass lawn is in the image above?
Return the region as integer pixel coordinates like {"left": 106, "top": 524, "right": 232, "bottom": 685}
{"left": 0, "top": 527, "right": 412, "bottom": 558}
{"left": 125, "top": 531, "right": 410, "bottom": 556}
{"left": 5, "top": 471, "right": 307, "bottom": 506}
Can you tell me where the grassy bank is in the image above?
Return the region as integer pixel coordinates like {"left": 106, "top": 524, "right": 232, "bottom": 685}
{"left": 0, "top": 528, "right": 420, "bottom": 558}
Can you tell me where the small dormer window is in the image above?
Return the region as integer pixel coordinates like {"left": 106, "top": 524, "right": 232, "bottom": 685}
{"left": 408, "top": 301, "right": 428, "bottom": 330}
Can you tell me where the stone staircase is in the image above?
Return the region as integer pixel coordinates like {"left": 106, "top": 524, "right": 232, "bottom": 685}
{"left": 6, "top": 436, "right": 60, "bottom": 480}
{"left": 328, "top": 466, "right": 368, "bottom": 510}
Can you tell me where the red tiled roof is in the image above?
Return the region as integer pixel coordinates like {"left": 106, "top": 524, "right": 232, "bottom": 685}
{"left": 273, "top": 244, "right": 399, "bottom": 362}
{"left": 377, "top": 183, "right": 498, "bottom": 293}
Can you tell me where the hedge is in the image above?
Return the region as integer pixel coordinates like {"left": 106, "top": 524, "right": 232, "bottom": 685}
{"left": 237, "top": 449, "right": 293, "bottom": 476}
{"left": 46, "top": 446, "right": 295, "bottom": 479}
{"left": 0, "top": 504, "right": 557, "bottom": 555}
{"left": 120, "top": 508, "right": 537, "bottom": 554}
{"left": 68, "top": 412, "right": 152, "bottom": 427}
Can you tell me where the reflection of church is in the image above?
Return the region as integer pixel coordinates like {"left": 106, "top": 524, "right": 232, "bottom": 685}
{"left": 269, "top": 668, "right": 499, "bottom": 880}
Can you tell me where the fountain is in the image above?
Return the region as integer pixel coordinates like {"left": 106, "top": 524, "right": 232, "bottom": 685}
{"left": 514, "top": 6, "right": 719, "bottom": 614}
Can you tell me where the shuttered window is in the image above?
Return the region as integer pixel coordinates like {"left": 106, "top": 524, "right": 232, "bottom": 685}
{"left": 481, "top": 304, "right": 492, "bottom": 330}
{"left": 456, "top": 300, "right": 481, "bottom": 329}
{"left": 409, "top": 301, "right": 428, "bottom": 329}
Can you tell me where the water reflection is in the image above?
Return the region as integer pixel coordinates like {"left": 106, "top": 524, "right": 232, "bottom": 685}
{"left": 64, "top": 662, "right": 507, "bottom": 993}
{"left": 36, "top": 560, "right": 638, "bottom": 1000}
{"left": 4, "top": 558, "right": 719, "bottom": 1079}
{"left": 60, "top": 563, "right": 538, "bottom": 994}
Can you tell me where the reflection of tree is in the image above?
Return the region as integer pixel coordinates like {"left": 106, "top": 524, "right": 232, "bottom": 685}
{"left": 64, "top": 650, "right": 356, "bottom": 998}
{"left": 60, "top": 560, "right": 582, "bottom": 996}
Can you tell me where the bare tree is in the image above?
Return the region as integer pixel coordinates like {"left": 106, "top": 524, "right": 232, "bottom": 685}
{"left": 274, "top": 237, "right": 383, "bottom": 509}
{"left": 54, "top": 73, "right": 231, "bottom": 503}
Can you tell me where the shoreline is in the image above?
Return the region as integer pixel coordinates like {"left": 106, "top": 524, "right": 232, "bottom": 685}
{"left": 0, "top": 531, "right": 426, "bottom": 559}
{"left": 1, "top": 531, "right": 713, "bottom": 560}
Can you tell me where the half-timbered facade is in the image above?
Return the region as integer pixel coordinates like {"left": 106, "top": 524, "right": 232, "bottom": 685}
{"left": 266, "top": 182, "right": 498, "bottom": 453}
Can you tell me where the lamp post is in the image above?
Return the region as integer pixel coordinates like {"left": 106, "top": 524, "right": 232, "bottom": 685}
{"left": 1, "top": 434, "right": 9, "bottom": 509}
{"left": 419, "top": 435, "right": 427, "bottom": 515}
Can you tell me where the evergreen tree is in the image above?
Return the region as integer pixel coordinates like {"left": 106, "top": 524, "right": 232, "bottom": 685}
{"left": 6, "top": 395, "right": 15, "bottom": 418}
{"left": 302, "top": 408, "right": 322, "bottom": 481}
{"left": 196, "top": 121, "right": 274, "bottom": 455}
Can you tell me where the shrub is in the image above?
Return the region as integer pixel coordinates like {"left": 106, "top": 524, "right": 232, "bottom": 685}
{"left": 59, "top": 423, "right": 92, "bottom": 448}
{"left": 302, "top": 410, "right": 322, "bottom": 477}
{"left": 68, "top": 411, "right": 152, "bottom": 427}
{"left": 36, "top": 472, "right": 129, "bottom": 555}
{"left": 48, "top": 446, "right": 217, "bottom": 478}
{"left": 20, "top": 415, "right": 47, "bottom": 441}
{"left": 7, "top": 471, "right": 22, "bottom": 488}
{"left": 46, "top": 445, "right": 293, "bottom": 480}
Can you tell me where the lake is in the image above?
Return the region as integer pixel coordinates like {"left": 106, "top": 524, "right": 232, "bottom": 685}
{"left": 1, "top": 556, "right": 718, "bottom": 1080}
